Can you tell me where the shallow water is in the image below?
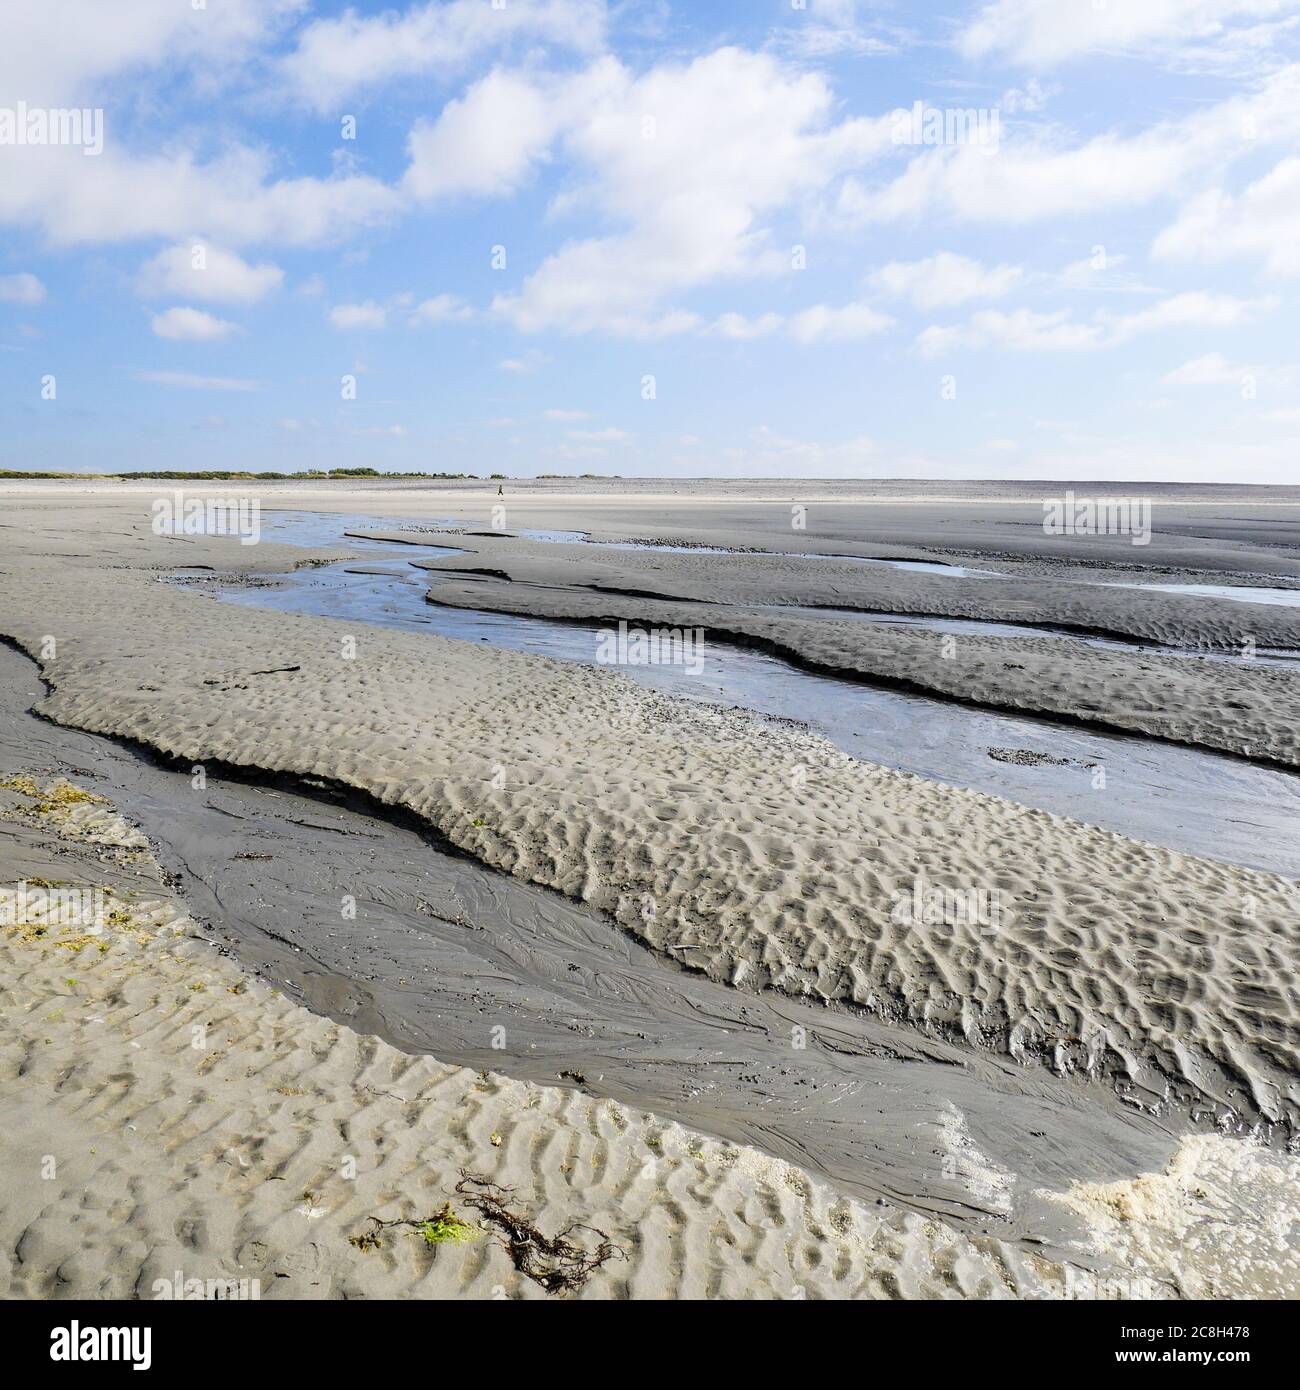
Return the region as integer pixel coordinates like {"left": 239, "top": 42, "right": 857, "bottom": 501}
{"left": 196, "top": 561, "right": 1300, "bottom": 879}
{"left": 315, "top": 511, "right": 1300, "bottom": 606}
{"left": 263, "top": 509, "right": 461, "bottom": 550}
{"left": 556, "top": 535, "right": 994, "bottom": 574}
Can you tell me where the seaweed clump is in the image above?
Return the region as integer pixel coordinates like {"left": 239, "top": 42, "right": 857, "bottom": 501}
{"left": 350, "top": 1172, "right": 625, "bottom": 1294}
{"left": 350, "top": 1202, "right": 481, "bottom": 1253}
{"left": 454, "top": 1171, "right": 626, "bottom": 1294}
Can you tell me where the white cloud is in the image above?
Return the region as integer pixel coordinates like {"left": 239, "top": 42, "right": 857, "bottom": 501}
{"left": 283, "top": 0, "right": 608, "bottom": 111}
{"left": 710, "top": 304, "right": 892, "bottom": 342}
{"left": 872, "top": 253, "right": 1023, "bottom": 308}
{"left": 329, "top": 301, "right": 388, "bottom": 331}
{"left": 1104, "top": 290, "right": 1274, "bottom": 341}
{"left": 959, "top": 0, "right": 1300, "bottom": 68}
{"left": 1163, "top": 352, "right": 1249, "bottom": 385}
{"left": 0, "top": 142, "right": 401, "bottom": 248}
{"left": 836, "top": 65, "right": 1300, "bottom": 227}
{"left": 918, "top": 292, "right": 1271, "bottom": 355}
{"left": 489, "top": 48, "right": 894, "bottom": 335}
{"left": 1154, "top": 156, "right": 1300, "bottom": 277}
{"left": 409, "top": 294, "right": 473, "bottom": 325}
{"left": 0, "top": 272, "right": 45, "bottom": 305}
{"left": 1163, "top": 351, "right": 1291, "bottom": 386}
{"left": 788, "top": 302, "right": 893, "bottom": 343}
{"left": 150, "top": 306, "right": 239, "bottom": 341}
{"left": 403, "top": 68, "right": 574, "bottom": 203}
{"left": 712, "top": 311, "right": 785, "bottom": 340}
{"left": 133, "top": 369, "right": 260, "bottom": 391}
{"left": 771, "top": 0, "right": 903, "bottom": 59}
{"left": 0, "top": 0, "right": 304, "bottom": 103}
{"left": 138, "top": 243, "right": 283, "bottom": 304}
{"left": 918, "top": 308, "right": 1102, "bottom": 356}
{"left": 543, "top": 409, "right": 591, "bottom": 420}
{"left": 999, "top": 78, "right": 1054, "bottom": 113}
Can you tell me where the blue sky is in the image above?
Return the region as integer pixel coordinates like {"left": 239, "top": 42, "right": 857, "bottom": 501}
{"left": 2, "top": 0, "right": 1299, "bottom": 480}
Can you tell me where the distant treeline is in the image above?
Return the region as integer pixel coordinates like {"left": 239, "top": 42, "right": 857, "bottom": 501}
{"left": 2, "top": 469, "right": 620, "bottom": 481}
{"left": 0, "top": 468, "right": 480, "bottom": 481}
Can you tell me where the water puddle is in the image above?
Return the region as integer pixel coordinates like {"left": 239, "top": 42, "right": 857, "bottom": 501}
{"left": 562, "top": 535, "right": 995, "bottom": 574}
{"left": 262, "top": 509, "right": 461, "bottom": 550}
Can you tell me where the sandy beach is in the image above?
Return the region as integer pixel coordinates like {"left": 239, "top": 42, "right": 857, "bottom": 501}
{"left": 1, "top": 478, "right": 1298, "bottom": 1302}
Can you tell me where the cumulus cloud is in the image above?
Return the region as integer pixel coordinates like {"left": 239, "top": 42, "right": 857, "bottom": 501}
{"left": 836, "top": 64, "right": 1300, "bottom": 226}
{"left": 486, "top": 48, "right": 893, "bottom": 335}
{"left": 150, "top": 306, "right": 240, "bottom": 341}
{"left": 918, "top": 292, "right": 1272, "bottom": 355}
{"left": 0, "top": 0, "right": 304, "bottom": 103}
{"left": 709, "top": 303, "right": 892, "bottom": 342}
{"left": 137, "top": 243, "right": 283, "bottom": 304}
{"left": 283, "top": 0, "right": 608, "bottom": 110}
{"left": 788, "top": 302, "right": 894, "bottom": 342}
{"left": 410, "top": 294, "right": 473, "bottom": 325}
{"left": 1154, "top": 156, "right": 1300, "bottom": 277}
{"left": 403, "top": 68, "right": 577, "bottom": 203}
{"left": 0, "top": 142, "right": 401, "bottom": 248}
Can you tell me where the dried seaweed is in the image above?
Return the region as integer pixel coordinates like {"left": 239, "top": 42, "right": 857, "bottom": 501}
{"left": 454, "top": 1171, "right": 625, "bottom": 1294}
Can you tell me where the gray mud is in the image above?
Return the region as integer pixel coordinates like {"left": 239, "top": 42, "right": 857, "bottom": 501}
{"left": 195, "top": 562, "right": 1300, "bottom": 879}
{"left": 0, "top": 640, "right": 1176, "bottom": 1255}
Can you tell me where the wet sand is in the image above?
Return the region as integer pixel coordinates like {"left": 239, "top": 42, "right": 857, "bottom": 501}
{"left": 2, "top": 478, "right": 1299, "bottom": 1299}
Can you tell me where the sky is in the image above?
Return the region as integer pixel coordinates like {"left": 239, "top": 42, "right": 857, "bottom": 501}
{"left": 1, "top": 0, "right": 1299, "bottom": 481}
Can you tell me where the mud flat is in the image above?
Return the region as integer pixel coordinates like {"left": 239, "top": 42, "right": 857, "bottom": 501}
{"left": 4, "top": 642, "right": 1298, "bottom": 1300}
{"left": 1, "top": 481, "right": 1299, "bottom": 1299}
{"left": 203, "top": 559, "right": 1300, "bottom": 880}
